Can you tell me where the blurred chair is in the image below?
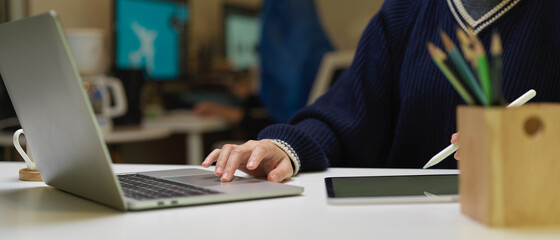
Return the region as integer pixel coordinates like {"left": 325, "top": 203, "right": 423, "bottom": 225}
{"left": 307, "top": 50, "right": 355, "bottom": 105}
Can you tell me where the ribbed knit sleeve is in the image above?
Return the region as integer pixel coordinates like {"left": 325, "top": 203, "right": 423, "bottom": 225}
{"left": 259, "top": 0, "right": 419, "bottom": 171}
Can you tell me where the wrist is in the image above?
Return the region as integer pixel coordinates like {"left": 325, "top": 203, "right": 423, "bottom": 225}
{"left": 269, "top": 139, "right": 301, "bottom": 176}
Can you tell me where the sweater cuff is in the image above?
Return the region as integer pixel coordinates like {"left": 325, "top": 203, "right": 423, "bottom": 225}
{"left": 270, "top": 139, "right": 301, "bottom": 176}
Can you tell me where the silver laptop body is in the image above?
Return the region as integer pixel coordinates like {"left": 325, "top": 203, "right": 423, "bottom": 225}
{"left": 0, "top": 11, "right": 303, "bottom": 211}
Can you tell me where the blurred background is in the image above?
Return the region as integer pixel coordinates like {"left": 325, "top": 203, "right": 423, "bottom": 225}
{"left": 0, "top": 0, "right": 383, "bottom": 165}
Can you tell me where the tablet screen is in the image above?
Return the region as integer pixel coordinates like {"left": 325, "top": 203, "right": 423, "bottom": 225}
{"left": 325, "top": 174, "right": 458, "bottom": 203}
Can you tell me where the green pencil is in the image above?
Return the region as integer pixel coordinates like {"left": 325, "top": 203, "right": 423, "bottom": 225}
{"left": 427, "top": 42, "right": 475, "bottom": 105}
{"left": 440, "top": 31, "right": 489, "bottom": 106}
{"left": 473, "top": 37, "right": 492, "bottom": 104}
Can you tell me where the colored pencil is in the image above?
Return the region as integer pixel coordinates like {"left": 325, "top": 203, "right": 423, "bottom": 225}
{"left": 440, "top": 31, "right": 489, "bottom": 106}
{"left": 490, "top": 32, "right": 505, "bottom": 105}
{"left": 471, "top": 34, "right": 492, "bottom": 104}
{"left": 427, "top": 42, "right": 475, "bottom": 105}
{"left": 456, "top": 28, "right": 475, "bottom": 66}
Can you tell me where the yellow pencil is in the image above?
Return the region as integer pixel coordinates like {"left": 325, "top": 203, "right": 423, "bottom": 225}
{"left": 427, "top": 42, "right": 475, "bottom": 105}
{"left": 456, "top": 28, "right": 475, "bottom": 66}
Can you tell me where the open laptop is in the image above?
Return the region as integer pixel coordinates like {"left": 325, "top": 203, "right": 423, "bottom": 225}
{"left": 0, "top": 11, "right": 303, "bottom": 211}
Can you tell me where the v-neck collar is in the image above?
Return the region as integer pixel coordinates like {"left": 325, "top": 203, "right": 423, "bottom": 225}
{"left": 447, "top": 0, "right": 522, "bottom": 34}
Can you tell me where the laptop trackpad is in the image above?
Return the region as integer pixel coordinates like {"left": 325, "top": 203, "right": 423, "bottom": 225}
{"left": 164, "top": 175, "right": 261, "bottom": 187}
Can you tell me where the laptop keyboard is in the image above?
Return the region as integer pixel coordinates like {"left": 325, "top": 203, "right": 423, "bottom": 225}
{"left": 118, "top": 174, "right": 221, "bottom": 200}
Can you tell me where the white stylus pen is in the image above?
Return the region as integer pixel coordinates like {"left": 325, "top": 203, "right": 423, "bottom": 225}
{"left": 422, "top": 89, "right": 537, "bottom": 169}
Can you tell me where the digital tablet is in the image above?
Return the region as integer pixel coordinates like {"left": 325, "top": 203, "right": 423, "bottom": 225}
{"left": 325, "top": 174, "right": 459, "bottom": 204}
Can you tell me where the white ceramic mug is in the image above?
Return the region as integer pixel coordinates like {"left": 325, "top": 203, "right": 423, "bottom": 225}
{"left": 84, "top": 75, "right": 128, "bottom": 132}
{"left": 13, "top": 129, "right": 37, "bottom": 170}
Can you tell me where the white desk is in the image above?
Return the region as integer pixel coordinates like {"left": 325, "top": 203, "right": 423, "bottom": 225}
{"left": 0, "top": 127, "right": 172, "bottom": 146}
{"left": 143, "top": 110, "right": 229, "bottom": 165}
{"left": 102, "top": 126, "right": 172, "bottom": 144}
{"left": 0, "top": 111, "right": 227, "bottom": 164}
{"left": 1, "top": 162, "right": 559, "bottom": 240}
{"left": 0, "top": 127, "right": 172, "bottom": 162}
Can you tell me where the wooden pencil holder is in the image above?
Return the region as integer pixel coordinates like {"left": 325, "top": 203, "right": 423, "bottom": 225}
{"left": 458, "top": 103, "right": 560, "bottom": 227}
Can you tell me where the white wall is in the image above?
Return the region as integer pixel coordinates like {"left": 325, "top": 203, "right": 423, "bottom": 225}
{"left": 316, "top": 0, "right": 384, "bottom": 50}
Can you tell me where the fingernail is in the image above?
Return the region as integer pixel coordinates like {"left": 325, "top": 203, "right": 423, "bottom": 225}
{"left": 248, "top": 160, "right": 256, "bottom": 168}
{"left": 215, "top": 166, "right": 222, "bottom": 173}
{"left": 270, "top": 174, "right": 277, "bottom": 182}
{"left": 221, "top": 172, "right": 229, "bottom": 181}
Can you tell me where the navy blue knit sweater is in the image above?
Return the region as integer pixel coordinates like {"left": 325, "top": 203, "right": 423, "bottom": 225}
{"left": 258, "top": 0, "right": 560, "bottom": 171}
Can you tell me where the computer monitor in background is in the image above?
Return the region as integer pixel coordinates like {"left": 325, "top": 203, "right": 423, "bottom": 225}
{"left": 224, "top": 5, "right": 260, "bottom": 71}
{"left": 113, "top": 0, "right": 189, "bottom": 81}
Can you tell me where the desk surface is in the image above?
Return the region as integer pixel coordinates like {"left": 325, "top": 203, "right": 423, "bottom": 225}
{"left": 1, "top": 162, "right": 559, "bottom": 240}
{"left": 0, "top": 111, "right": 228, "bottom": 163}
{"left": 143, "top": 110, "right": 229, "bottom": 133}
{"left": 0, "top": 111, "right": 227, "bottom": 146}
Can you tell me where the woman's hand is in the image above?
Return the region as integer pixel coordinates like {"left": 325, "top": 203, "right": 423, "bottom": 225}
{"left": 451, "top": 133, "right": 459, "bottom": 160}
{"left": 201, "top": 140, "right": 294, "bottom": 183}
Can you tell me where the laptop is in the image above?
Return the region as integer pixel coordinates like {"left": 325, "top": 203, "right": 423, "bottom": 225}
{"left": 0, "top": 11, "right": 303, "bottom": 211}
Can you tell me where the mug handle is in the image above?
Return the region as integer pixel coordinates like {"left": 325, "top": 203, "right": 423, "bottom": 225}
{"left": 103, "top": 76, "right": 127, "bottom": 118}
{"left": 13, "top": 129, "right": 37, "bottom": 170}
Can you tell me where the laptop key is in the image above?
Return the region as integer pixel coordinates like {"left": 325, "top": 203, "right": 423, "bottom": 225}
{"left": 118, "top": 174, "right": 221, "bottom": 200}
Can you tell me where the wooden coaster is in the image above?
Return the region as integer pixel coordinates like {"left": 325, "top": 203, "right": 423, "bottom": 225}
{"left": 19, "top": 168, "right": 43, "bottom": 181}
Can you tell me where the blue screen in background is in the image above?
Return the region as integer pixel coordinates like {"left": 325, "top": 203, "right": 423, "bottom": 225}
{"left": 225, "top": 13, "right": 260, "bottom": 71}
{"left": 115, "top": 0, "right": 188, "bottom": 80}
